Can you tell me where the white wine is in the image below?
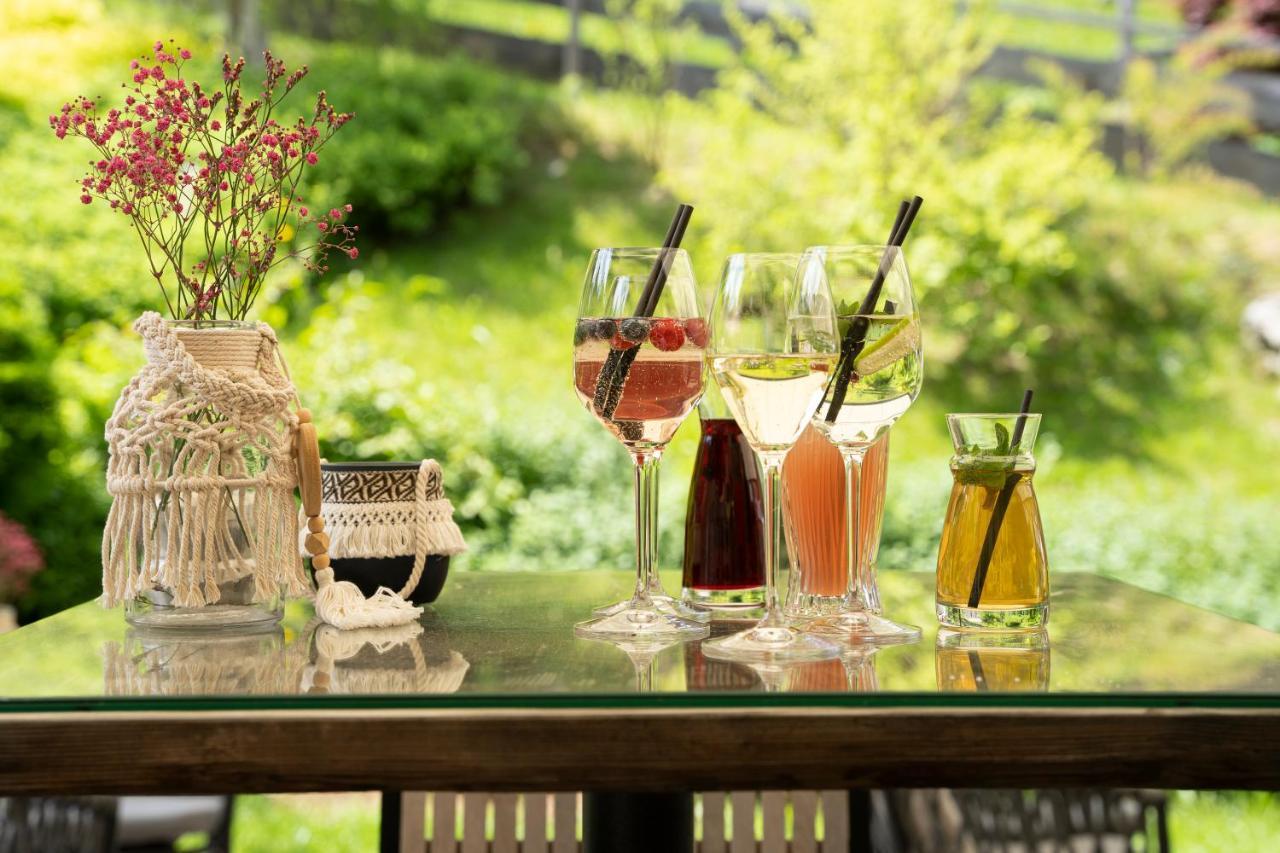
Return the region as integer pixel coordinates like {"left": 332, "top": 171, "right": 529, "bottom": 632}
{"left": 815, "top": 314, "right": 922, "bottom": 446}
{"left": 711, "top": 354, "right": 836, "bottom": 454}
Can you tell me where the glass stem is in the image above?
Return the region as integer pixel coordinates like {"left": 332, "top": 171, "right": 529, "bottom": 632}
{"left": 643, "top": 451, "right": 664, "bottom": 598}
{"left": 842, "top": 446, "right": 871, "bottom": 614}
{"left": 758, "top": 453, "right": 787, "bottom": 629}
{"left": 631, "top": 449, "right": 662, "bottom": 606}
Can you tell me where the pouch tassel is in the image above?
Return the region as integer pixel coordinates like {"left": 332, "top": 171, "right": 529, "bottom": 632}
{"left": 312, "top": 566, "right": 423, "bottom": 630}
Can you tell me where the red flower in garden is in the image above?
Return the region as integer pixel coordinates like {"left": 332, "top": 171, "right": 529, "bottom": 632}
{"left": 50, "top": 40, "right": 358, "bottom": 321}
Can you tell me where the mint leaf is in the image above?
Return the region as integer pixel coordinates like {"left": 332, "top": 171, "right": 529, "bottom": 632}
{"left": 994, "top": 422, "right": 1011, "bottom": 456}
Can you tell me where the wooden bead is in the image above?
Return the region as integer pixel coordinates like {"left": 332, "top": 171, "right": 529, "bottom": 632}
{"left": 297, "top": 407, "right": 313, "bottom": 424}
{"left": 311, "top": 553, "right": 330, "bottom": 571}
{"left": 304, "top": 532, "right": 330, "bottom": 555}
{"left": 307, "top": 516, "right": 325, "bottom": 533}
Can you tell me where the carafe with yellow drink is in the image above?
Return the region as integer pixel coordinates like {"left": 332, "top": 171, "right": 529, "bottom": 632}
{"left": 936, "top": 403, "right": 1048, "bottom": 630}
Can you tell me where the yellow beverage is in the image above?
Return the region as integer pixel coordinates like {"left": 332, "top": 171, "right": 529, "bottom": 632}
{"left": 936, "top": 469, "right": 1048, "bottom": 608}
{"left": 935, "top": 413, "right": 1048, "bottom": 630}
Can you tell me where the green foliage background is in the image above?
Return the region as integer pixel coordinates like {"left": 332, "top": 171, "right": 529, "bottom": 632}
{"left": 2, "top": 0, "right": 1279, "bottom": 844}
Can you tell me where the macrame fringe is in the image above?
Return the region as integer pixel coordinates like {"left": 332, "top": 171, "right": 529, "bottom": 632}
{"left": 314, "top": 500, "right": 467, "bottom": 559}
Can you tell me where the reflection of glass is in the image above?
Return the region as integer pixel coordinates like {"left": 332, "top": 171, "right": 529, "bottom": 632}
{"left": 103, "top": 627, "right": 296, "bottom": 695}
{"left": 683, "top": 633, "right": 764, "bottom": 691}
{"left": 936, "top": 414, "right": 1049, "bottom": 630}
{"left": 572, "top": 248, "right": 709, "bottom": 642}
{"left": 783, "top": 428, "right": 889, "bottom": 613}
{"left": 801, "top": 246, "right": 923, "bottom": 645}
{"left": 783, "top": 648, "right": 881, "bottom": 693}
{"left": 935, "top": 629, "right": 1050, "bottom": 692}
{"left": 304, "top": 620, "right": 469, "bottom": 695}
{"left": 606, "top": 639, "right": 678, "bottom": 693}
{"left": 703, "top": 253, "right": 841, "bottom": 664}
{"left": 681, "top": 383, "right": 766, "bottom": 609}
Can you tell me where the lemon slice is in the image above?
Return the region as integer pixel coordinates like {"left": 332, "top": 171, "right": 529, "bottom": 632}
{"left": 853, "top": 317, "right": 920, "bottom": 376}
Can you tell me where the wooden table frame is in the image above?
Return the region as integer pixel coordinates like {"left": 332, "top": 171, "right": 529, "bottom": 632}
{"left": 3, "top": 706, "right": 1278, "bottom": 795}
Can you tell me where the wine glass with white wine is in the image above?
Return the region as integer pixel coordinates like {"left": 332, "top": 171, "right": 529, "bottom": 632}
{"left": 702, "top": 253, "right": 841, "bottom": 664}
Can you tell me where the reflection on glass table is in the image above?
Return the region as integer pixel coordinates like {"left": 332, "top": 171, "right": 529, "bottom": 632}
{"left": 935, "top": 629, "right": 1049, "bottom": 693}
{"left": 1, "top": 572, "right": 1278, "bottom": 708}
{"left": 303, "top": 620, "right": 469, "bottom": 696}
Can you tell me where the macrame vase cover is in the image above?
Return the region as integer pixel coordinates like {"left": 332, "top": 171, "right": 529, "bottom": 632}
{"left": 101, "top": 312, "right": 309, "bottom": 608}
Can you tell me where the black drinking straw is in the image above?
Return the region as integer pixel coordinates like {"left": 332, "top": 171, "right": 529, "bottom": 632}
{"left": 823, "top": 195, "right": 923, "bottom": 423}
{"left": 966, "top": 388, "right": 1036, "bottom": 609}
{"left": 592, "top": 203, "right": 694, "bottom": 421}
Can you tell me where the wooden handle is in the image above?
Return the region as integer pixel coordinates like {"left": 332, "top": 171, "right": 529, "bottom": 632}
{"left": 296, "top": 421, "right": 323, "bottom": 517}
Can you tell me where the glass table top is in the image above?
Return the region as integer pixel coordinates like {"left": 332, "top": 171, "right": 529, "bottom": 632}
{"left": 1, "top": 571, "right": 1277, "bottom": 712}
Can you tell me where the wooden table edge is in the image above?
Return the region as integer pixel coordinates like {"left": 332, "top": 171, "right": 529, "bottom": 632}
{"left": 2, "top": 706, "right": 1277, "bottom": 794}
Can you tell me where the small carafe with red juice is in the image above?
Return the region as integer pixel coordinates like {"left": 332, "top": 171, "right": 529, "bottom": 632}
{"left": 681, "top": 383, "right": 766, "bottom": 608}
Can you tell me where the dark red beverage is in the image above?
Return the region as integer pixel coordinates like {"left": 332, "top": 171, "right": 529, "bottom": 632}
{"left": 681, "top": 417, "right": 766, "bottom": 606}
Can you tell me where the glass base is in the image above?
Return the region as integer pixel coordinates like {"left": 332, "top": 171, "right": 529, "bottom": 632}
{"left": 784, "top": 592, "right": 848, "bottom": 619}
{"left": 575, "top": 601, "right": 709, "bottom": 642}
{"left": 594, "top": 594, "right": 711, "bottom": 622}
{"left": 803, "top": 610, "right": 922, "bottom": 645}
{"left": 682, "top": 585, "right": 765, "bottom": 610}
{"left": 700, "top": 623, "right": 840, "bottom": 664}
{"left": 937, "top": 601, "right": 1049, "bottom": 631}
{"left": 125, "top": 600, "right": 283, "bottom": 633}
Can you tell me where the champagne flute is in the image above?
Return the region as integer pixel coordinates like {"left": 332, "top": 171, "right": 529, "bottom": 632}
{"left": 702, "top": 253, "right": 841, "bottom": 663}
{"left": 572, "top": 245, "right": 709, "bottom": 642}
{"left": 805, "top": 244, "right": 923, "bottom": 643}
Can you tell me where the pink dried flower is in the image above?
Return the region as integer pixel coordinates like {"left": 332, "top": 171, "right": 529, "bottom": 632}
{"left": 50, "top": 41, "right": 358, "bottom": 322}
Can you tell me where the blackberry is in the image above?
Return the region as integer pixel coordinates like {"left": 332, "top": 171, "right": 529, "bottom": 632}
{"left": 573, "top": 319, "right": 593, "bottom": 346}
{"left": 592, "top": 318, "right": 616, "bottom": 340}
{"left": 619, "top": 317, "right": 650, "bottom": 343}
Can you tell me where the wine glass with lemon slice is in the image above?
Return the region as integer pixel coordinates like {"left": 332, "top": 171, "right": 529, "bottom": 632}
{"left": 803, "top": 245, "right": 924, "bottom": 644}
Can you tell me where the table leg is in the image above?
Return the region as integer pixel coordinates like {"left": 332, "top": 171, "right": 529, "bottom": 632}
{"left": 848, "top": 789, "right": 872, "bottom": 852}
{"left": 582, "top": 791, "right": 693, "bottom": 853}
{"left": 379, "top": 790, "right": 401, "bottom": 853}
{"left": 380, "top": 790, "right": 425, "bottom": 853}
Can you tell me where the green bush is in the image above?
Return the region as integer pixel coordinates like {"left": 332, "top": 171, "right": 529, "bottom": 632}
{"left": 297, "top": 44, "right": 560, "bottom": 238}
{"left": 655, "top": 0, "right": 1266, "bottom": 450}
{"left": 0, "top": 94, "right": 152, "bottom": 617}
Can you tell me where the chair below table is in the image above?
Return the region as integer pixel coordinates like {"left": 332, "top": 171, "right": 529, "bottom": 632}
{"left": 393, "top": 789, "right": 1169, "bottom": 853}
